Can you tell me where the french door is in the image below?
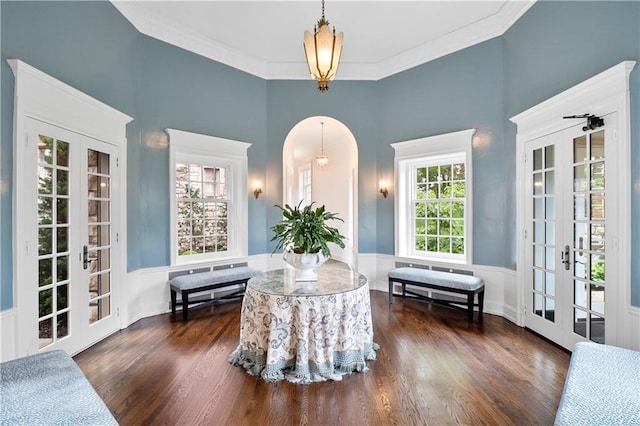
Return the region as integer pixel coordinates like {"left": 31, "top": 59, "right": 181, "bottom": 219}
{"left": 524, "top": 118, "right": 618, "bottom": 350}
{"left": 25, "top": 118, "right": 121, "bottom": 355}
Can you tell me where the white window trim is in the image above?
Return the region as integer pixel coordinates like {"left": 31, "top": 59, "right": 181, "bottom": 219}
{"left": 392, "top": 129, "right": 474, "bottom": 265}
{"left": 167, "top": 128, "right": 250, "bottom": 266}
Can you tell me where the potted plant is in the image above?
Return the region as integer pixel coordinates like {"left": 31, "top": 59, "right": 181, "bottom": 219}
{"left": 271, "top": 201, "right": 346, "bottom": 281}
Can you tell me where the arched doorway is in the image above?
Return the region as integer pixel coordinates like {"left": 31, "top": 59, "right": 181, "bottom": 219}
{"left": 282, "top": 116, "right": 358, "bottom": 269}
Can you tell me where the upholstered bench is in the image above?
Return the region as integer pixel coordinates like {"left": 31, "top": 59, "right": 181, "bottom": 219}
{"left": 169, "top": 265, "right": 261, "bottom": 321}
{"left": 555, "top": 342, "right": 640, "bottom": 425}
{"left": 0, "top": 350, "right": 117, "bottom": 424}
{"left": 388, "top": 267, "right": 485, "bottom": 322}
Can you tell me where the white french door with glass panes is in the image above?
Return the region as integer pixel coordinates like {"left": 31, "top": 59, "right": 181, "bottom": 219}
{"left": 21, "top": 118, "right": 121, "bottom": 355}
{"left": 524, "top": 119, "right": 618, "bottom": 350}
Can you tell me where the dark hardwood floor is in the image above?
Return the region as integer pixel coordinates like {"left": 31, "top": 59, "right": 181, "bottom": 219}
{"left": 74, "top": 291, "right": 570, "bottom": 425}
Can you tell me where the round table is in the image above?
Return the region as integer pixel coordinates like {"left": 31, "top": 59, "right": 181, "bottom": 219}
{"left": 228, "top": 267, "right": 378, "bottom": 383}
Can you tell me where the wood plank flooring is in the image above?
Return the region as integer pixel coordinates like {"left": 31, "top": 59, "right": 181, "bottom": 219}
{"left": 74, "top": 291, "right": 570, "bottom": 425}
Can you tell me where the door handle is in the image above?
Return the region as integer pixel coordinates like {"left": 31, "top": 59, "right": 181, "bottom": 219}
{"left": 83, "top": 245, "right": 88, "bottom": 270}
{"left": 560, "top": 244, "right": 570, "bottom": 270}
{"left": 578, "top": 236, "right": 584, "bottom": 256}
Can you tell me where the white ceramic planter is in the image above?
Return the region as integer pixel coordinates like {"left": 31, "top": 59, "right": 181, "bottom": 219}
{"left": 283, "top": 251, "right": 328, "bottom": 281}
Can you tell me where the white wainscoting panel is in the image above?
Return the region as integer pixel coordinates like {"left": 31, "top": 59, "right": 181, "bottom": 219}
{"left": 621, "top": 306, "right": 640, "bottom": 351}
{"left": 0, "top": 309, "right": 17, "bottom": 362}
{"left": 357, "top": 254, "right": 511, "bottom": 320}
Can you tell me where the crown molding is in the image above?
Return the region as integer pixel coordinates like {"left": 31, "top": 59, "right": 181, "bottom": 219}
{"left": 113, "top": 1, "right": 535, "bottom": 81}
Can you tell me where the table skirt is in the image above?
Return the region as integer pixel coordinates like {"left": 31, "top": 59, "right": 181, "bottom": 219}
{"left": 229, "top": 283, "right": 378, "bottom": 383}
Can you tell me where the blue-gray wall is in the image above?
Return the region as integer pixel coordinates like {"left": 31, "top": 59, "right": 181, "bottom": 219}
{"left": 1, "top": 1, "right": 639, "bottom": 310}
{"left": 1, "top": 1, "right": 138, "bottom": 310}
{"left": 503, "top": 0, "right": 640, "bottom": 305}
{"left": 378, "top": 38, "right": 506, "bottom": 266}
{"left": 130, "top": 35, "right": 266, "bottom": 270}
{"left": 265, "top": 80, "right": 379, "bottom": 254}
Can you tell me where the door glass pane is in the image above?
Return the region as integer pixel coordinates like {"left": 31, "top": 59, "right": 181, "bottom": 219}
{"left": 574, "top": 308, "right": 587, "bottom": 338}
{"left": 533, "top": 148, "right": 543, "bottom": 171}
{"left": 57, "top": 284, "right": 69, "bottom": 310}
{"left": 39, "top": 228, "right": 52, "bottom": 255}
{"left": 545, "top": 198, "right": 554, "bottom": 219}
{"left": 57, "top": 312, "right": 69, "bottom": 339}
{"left": 87, "top": 149, "right": 112, "bottom": 324}
{"left": 573, "top": 131, "right": 606, "bottom": 343}
{"left": 57, "top": 170, "right": 69, "bottom": 195}
{"left": 545, "top": 171, "right": 554, "bottom": 194}
{"left": 56, "top": 141, "right": 69, "bottom": 167}
{"left": 534, "top": 198, "right": 542, "bottom": 218}
{"left": 573, "top": 135, "right": 587, "bottom": 162}
{"left": 574, "top": 194, "right": 587, "bottom": 220}
{"left": 575, "top": 280, "right": 588, "bottom": 308}
{"left": 534, "top": 269, "right": 543, "bottom": 292}
{"left": 37, "top": 134, "right": 71, "bottom": 349}
{"left": 591, "top": 284, "right": 605, "bottom": 315}
{"left": 57, "top": 227, "right": 69, "bottom": 253}
{"left": 534, "top": 221, "right": 543, "bottom": 242}
{"left": 574, "top": 223, "right": 587, "bottom": 252}
{"left": 590, "top": 193, "right": 604, "bottom": 218}
{"left": 38, "top": 318, "right": 53, "bottom": 349}
{"left": 590, "top": 254, "right": 605, "bottom": 283}
{"left": 590, "top": 224, "right": 605, "bottom": 251}
{"left": 533, "top": 173, "right": 543, "bottom": 195}
{"left": 590, "top": 162, "right": 604, "bottom": 190}
{"left": 530, "top": 143, "right": 556, "bottom": 323}
{"left": 590, "top": 314, "right": 605, "bottom": 343}
{"left": 590, "top": 131, "right": 604, "bottom": 159}
{"left": 545, "top": 222, "right": 555, "bottom": 244}
{"left": 545, "top": 297, "right": 555, "bottom": 321}
{"left": 574, "top": 250, "right": 587, "bottom": 279}
{"left": 574, "top": 165, "right": 587, "bottom": 191}
{"left": 38, "top": 197, "right": 53, "bottom": 224}
{"left": 534, "top": 245, "right": 543, "bottom": 268}
{"left": 545, "top": 145, "right": 555, "bottom": 168}
{"left": 38, "top": 166, "right": 53, "bottom": 194}
{"left": 545, "top": 247, "right": 555, "bottom": 270}
{"left": 545, "top": 272, "right": 555, "bottom": 296}
{"left": 534, "top": 293, "right": 543, "bottom": 317}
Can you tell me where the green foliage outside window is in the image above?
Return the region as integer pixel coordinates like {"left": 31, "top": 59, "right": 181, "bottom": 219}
{"left": 414, "top": 162, "right": 465, "bottom": 255}
{"left": 37, "top": 135, "right": 70, "bottom": 339}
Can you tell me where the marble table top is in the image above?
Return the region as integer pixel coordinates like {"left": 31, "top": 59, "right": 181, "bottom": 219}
{"left": 247, "top": 267, "right": 367, "bottom": 296}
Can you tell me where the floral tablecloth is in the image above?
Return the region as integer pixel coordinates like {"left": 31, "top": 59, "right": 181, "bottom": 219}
{"left": 228, "top": 268, "right": 378, "bottom": 383}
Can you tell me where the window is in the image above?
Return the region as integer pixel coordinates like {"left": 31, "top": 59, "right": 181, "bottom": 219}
{"left": 175, "top": 163, "right": 228, "bottom": 256}
{"left": 299, "top": 162, "right": 312, "bottom": 206}
{"left": 392, "top": 129, "right": 474, "bottom": 264}
{"left": 168, "top": 129, "right": 250, "bottom": 265}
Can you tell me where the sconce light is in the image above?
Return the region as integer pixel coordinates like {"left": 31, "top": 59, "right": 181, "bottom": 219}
{"left": 379, "top": 183, "right": 389, "bottom": 198}
{"left": 253, "top": 182, "right": 263, "bottom": 199}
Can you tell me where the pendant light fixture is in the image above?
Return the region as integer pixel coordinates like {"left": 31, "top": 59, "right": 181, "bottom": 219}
{"left": 316, "top": 122, "right": 328, "bottom": 168}
{"left": 303, "top": 0, "right": 343, "bottom": 92}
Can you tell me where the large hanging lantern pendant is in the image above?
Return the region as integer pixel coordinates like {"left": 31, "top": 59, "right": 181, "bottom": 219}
{"left": 303, "top": 1, "right": 343, "bottom": 92}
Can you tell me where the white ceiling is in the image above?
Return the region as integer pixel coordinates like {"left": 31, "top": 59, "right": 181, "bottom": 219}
{"left": 112, "top": 0, "right": 535, "bottom": 81}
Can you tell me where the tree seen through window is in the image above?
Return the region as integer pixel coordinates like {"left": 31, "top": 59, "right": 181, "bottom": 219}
{"left": 413, "top": 162, "right": 465, "bottom": 255}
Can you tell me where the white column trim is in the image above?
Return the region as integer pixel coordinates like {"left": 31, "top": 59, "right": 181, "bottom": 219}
{"left": 8, "top": 59, "right": 132, "bottom": 357}
{"left": 510, "top": 60, "right": 636, "bottom": 343}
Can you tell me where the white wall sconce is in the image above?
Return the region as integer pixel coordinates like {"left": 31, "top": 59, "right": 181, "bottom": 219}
{"left": 253, "top": 181, "right": 263, "bottom": 199}
{"left": 379, "top": 182, "right": 389, "bottom": 198}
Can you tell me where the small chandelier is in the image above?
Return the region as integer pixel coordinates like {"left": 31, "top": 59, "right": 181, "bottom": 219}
{"left": 316, "top": 122, "right": 328, "bottom": 168}
{"left": 303, "top": 0, "right": 343, "bottom": 92}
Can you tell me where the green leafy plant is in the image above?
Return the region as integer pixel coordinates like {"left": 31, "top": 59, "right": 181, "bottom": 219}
{"left": 270, "top": 201, "right": 346, "bottom": 257}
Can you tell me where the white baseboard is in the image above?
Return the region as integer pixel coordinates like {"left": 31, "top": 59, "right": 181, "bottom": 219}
{"left": 3, "top": 253, "right": 638, "bottom": 360}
